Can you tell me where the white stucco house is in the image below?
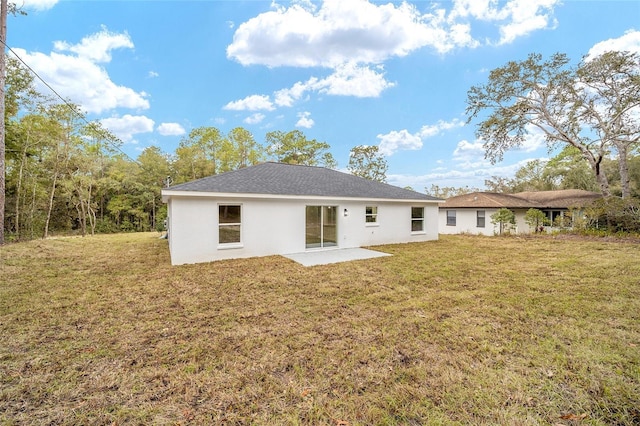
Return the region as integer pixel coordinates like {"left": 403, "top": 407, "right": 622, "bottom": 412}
{"left": 438, "top": 190, "right": 602, "bottom": 235}
{"left": 161, "top": 162, "right": 442, "bottom": 265}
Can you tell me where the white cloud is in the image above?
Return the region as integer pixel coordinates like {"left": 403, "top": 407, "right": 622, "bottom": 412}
{"left": 387, "top": 159, "right": 533, "bottom": 191}
{"left": 315, "top": 63, "right": 395, "bottom": 97}
{"left": 244, "top": 113, "right": 265, "bottom": 124}
{"left": 227, "top": 0, "right": 475, "bottom": 68}
{"left": 11, "top": 29, "right": 149, "bottom": 115}
{"left": 54, "top": 27, "right": 133, "bottom": 63}
{"left": 453, "top": 139, "right": 485, "bottom": 161}
{"left": 452, "top": 127, "right": 545, "bottom": 163}
{"left": 274, "top": 80, "right": 313, "bottom": 107}
{"left": 100, "top": 115, "right": 155, "bottom": 142}
{"left": 295, "top": 111, "right": 314, "bottom": 128}
{"left": 148, "top": 71, "right": 159, "bottom": 78}
{"left": 223, "top": 0, "right": 561, "bottom": 116}
{"left": 450, "top": 0, "right": 560, "bottom": 45}
{"left": 157, "top": 123, "right": 185, "bottom": 136}
{"left": 587, "top": 29, "right": 640, "bottom": 59}
{"left": 377, "top": 118, "right": 465, "bottom": 156}
{"left": 519, "top": 124, "right": 547, "bottom": 152}
{"left": 223, "top": 94, "right": 275, "bottom": 111}
{"left": 229, "top": 63, "right": 393, "bottom": 115}
{"left": 22, "top": 0, "right": 59, "bottom": 11}
{"left": 227, "top": 0, "right": 561, "bottom": 70}
{"left": 496, "top": 0, "right": 559, "bottom": 45}
{"left": 418, "top": 118, "right": 465, "bottom": 138}
{"left": 377, "top": 129, "right": 423, "bottom": 156}
{"left": 449, "top": 23, "right": 479, "bottom": 49}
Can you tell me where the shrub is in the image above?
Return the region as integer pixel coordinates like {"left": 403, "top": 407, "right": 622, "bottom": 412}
{"left": 584, "top": 197, "right": 640, "bottom": 232}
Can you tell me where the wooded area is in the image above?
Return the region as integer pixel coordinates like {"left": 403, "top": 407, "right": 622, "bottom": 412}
{"left": 3, "top": 48, "right": 639, "bottom": 242}
{"left": 2, "top": 57, "right": 390, "bottom": 241}
{"left": 0, "top": 58, "right": 275, "bottom": 239}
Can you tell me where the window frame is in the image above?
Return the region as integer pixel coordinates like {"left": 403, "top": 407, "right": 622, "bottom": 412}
{"left": 476, "top": 210, "right": 485, "bottom": 228}
{"left": 365, "top": 206, "right": 378, "bottom": 225}
{"left": 218, "top": 204, "right": 242, "bottom": 248}
{"left": 411, "top": 206, "right": 425, "bottom": 233}
{"left": 446, "top": 210, "right": 456, "bottom": 226}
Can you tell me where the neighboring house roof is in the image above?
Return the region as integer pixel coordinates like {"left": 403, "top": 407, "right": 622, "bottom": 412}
{"left": 163, "top": 162, "right": 441, "bottom": 201}
{"left": 441, "top": 189, "right": 602, "bottom": 209}
{"left": 513, "top": 189, "right": 602, "bottom": 208}
{"left": 441, "top": 192, "right": 538, "bottom": 209}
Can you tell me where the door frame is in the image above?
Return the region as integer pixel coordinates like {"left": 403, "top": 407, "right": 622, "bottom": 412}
{"left": 305, "top": 205, "right": 338, "bottom": 249}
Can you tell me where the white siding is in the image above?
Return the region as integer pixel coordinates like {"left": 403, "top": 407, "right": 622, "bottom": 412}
{"left": 438, "top": 208, "right": 534, "bottom": 236}
{"left": 167, "top": 196, "right": 439, "bottom": 265}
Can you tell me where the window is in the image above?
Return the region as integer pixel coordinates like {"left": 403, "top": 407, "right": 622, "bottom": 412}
{"left": 365, "top": 206, "right": 378, "bottom": 224}
{"left": 219, "top": 205, "right": 241, "bottom": 245}
{"left": 446, "top": 210, "right": 456, "bottom": 226}
{"left": 306, "top": 206, "right": 337, "bottom": 249}
{"left": 477, "top": 210, "right": 485, "bottom": 228}
{"left": 411, "top": 207, "right": 424, "bottom": 232}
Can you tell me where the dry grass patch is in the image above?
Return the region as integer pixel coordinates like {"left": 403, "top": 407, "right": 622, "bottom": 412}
{"left": 1, "top": 233, "right": 639, "bottom": 425}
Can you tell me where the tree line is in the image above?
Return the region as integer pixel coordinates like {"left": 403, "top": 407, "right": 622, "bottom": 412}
{"left": 3, "top": 49, "right": 639, "bottom": 241}
{"left": 3, "top": 57, "right": 389, "bottom": 241}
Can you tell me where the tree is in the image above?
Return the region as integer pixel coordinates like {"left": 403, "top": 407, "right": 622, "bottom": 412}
{"left": 484, "top": 159, "right": 557, "bottom": 194}
{"left": 524, "top": 208, "right": 548, "bottom": 233}
{"left": 466, "top": 52, "right": 640, "bottom": 198}
{"left": 41, "top": 103, "right": 85, "bottom": 238}
{"left": 347, "top": 145, "right": 387, "bottom": 182}
{"left": 4, "top": 58, "right": 44, "bottom": 239}
{"left": 511, "top": 159, "right": 556, "bottom": 192}
{"left": 577, "top": 51, "right": 640, "bottom": 198}
{"left": 0, "top": 0, "right": 7, "bottom": 244}
{"left": 265, "top": 130, "right": 336, "bottom": 167}
{"left": 220, "top": 127, "right": 264, "bottom": 172}
{"left": 0, "top": 1, "right": 27, "bottom": 244}
{"left": 104, "top": 156, "right": 146, "bottom": 231}
{"left": 584, "top": 196, "right": 640, "bottom": 232}
{"left": 490, "top": 208, "right": 515, "bottom": 235}
{"left": 137, "top": 146, "right": 171, "bottom": 231}
{"left": 425, "top": 184, "right": 478, "bottom": 198}
{"left": 484, "top": 176, "right": 514, "bottom": 193}
{"left": 172, "top": 127, "right": 224, "bottom": 183}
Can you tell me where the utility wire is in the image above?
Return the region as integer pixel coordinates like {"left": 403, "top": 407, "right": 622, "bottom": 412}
{"left": 1, "top": 39, "right": 140, "bottom": 164}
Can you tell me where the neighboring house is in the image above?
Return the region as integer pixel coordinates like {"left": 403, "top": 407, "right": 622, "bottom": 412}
{"left": 161, "top": 162, "right": 442, "bottom": 265}
{"left": 439, "top": 189, "right": 602, "bottom": 235}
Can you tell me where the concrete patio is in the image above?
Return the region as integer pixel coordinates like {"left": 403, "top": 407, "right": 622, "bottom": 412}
{"left": 282, "top": 247, "right": 391, "bottom": 267}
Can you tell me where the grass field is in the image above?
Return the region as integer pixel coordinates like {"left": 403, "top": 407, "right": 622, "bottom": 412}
{"left": 1, "top": 233, "right": 639, "bottom": 425}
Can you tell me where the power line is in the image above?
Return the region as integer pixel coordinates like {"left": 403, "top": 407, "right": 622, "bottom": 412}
{"left": 1, "top": 39, "right": 140, "bottom": 164}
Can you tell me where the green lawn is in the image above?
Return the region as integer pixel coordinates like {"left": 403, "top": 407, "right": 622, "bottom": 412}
{"left": 1, "top": 233, "right": 639, "bottom": 425}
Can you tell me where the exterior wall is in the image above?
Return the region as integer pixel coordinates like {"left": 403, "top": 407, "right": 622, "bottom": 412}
{"left": 438, "top": 208, "right": 534, "bottom": 235}
{"left": 167, "top": 195, "right": 439, "bottom": 265}
{"left": 513, "top": 210, "right": 531, "bottom": 234}
{"left": 339, "top": 201, "right": 439, "bottom": 248}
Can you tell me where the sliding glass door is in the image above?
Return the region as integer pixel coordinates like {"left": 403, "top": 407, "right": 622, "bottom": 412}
{"left": 305, "top": 206, "right": 337, "bottom": 249}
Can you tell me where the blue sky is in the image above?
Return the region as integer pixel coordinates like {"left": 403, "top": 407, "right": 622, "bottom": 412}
{"left": 11, "top": 0, "right": 640, "bottom": 191}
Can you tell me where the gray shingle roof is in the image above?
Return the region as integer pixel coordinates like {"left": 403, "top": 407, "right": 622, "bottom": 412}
{"left": 164, "top": 162, "right": 440, "bottom": 201}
